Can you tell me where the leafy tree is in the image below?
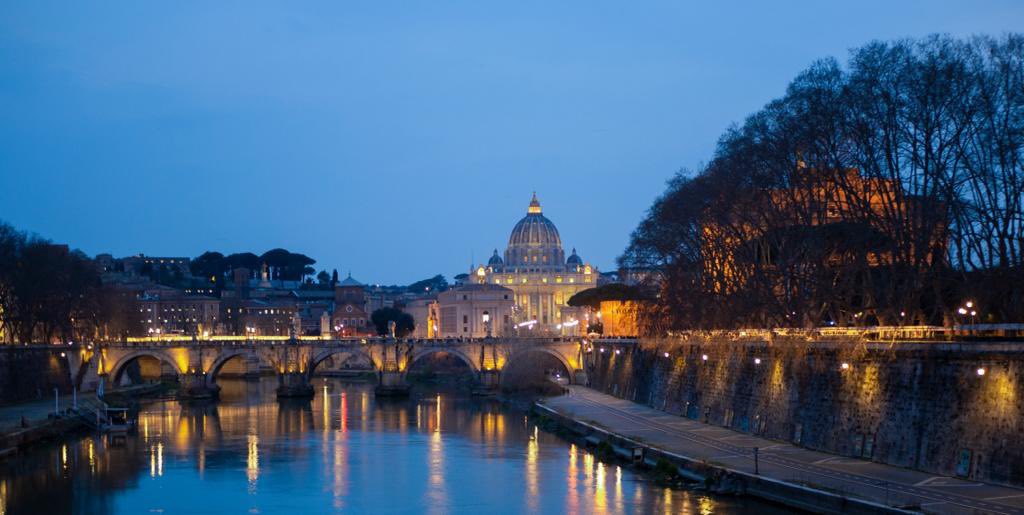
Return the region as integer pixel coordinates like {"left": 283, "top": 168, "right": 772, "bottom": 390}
{"left": 370, "top": 307, "right": 415, "bottom": 337}
{"left": 317, "top": 270, "right": 331, "bottom": 285}
{"left": 567, "top": 283, "right": 651, "bottom": 309}
{"left": 191, "top": 251, "right": 227, "bottom": 284}
{"left": 407, "top": 274, "right": 449, "bottom": 294}
{"left": 225, "top": 252, "right": 260, "bottom": 272}
{"left": 259, "top": 248, "right": 316, "bottom": 281}
{"left": 620, "top": 34, "right": 1024, "bottom": 331}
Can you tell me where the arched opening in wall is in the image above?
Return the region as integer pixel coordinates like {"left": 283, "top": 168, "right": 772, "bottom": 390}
{"left": 209, "top": 354, "right": 259, "bottom": 400}
{"left": 312, "top": 351, "right": 375, "bottom": 379}
{"left": 501, "top": 350, "right": 570, "bottom": 394}
{"left": 114, "top": 355, "right": 178, "bottom": 387}
{"left": 406, "top": 351, "right": 476, "bottom": 387}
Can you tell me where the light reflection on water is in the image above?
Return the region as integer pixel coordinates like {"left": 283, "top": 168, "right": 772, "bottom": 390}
{"left": 0, "top": 378, "right": 788, "bottom": 514}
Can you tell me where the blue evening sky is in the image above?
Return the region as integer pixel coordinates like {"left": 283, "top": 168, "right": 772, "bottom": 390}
{"left": 1, "top": 1, "right": 1021, "bottom": 284}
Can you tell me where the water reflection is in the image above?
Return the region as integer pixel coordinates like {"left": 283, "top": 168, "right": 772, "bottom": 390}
{"left": 0, "top": 378, "right": 788, "bottom": 514}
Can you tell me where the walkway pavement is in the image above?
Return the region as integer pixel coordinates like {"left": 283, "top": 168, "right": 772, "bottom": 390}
{"left": 0, "top": 393, "right": 77, "bottom": 433}
{"left": 542, "top": 386, "right": 1024, "bottom": 515}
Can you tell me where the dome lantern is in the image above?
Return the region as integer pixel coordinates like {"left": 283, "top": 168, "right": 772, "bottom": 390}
{"left": 527, "top": 191, "right": 542, "bottom": 214}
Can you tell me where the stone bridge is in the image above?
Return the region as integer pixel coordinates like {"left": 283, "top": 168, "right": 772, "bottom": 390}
{"left": 70, "top": 336, "right": 589, "bottom": 399}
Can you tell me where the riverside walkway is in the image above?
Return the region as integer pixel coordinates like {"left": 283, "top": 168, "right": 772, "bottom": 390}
{"left": 541, "top": 386, "right": 1024, "bottom": 515}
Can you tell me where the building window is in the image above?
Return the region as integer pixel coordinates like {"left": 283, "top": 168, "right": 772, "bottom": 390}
{"left": 463, "top": 315, "right": 468, "bottom": 324}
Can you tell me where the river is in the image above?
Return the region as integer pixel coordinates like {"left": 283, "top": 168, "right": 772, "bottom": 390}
{"left": 0, "top": 378, "right": 788, "bottom": 514}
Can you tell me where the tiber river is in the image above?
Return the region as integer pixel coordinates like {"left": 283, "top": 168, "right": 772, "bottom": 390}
{"left": 0, "top": 378, "right": 787, "bottom": 514}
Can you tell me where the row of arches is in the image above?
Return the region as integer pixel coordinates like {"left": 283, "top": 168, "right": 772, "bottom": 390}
{"left": 108, "top": 347, "right": 574, "bottom": 389}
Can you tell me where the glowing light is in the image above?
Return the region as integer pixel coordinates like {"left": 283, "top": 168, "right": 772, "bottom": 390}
{"left": 701, "top": 354, "right": 708, "bottom": 361}
{"left": 966, "top": 301, "right": 974, "bottom": 308}
{"left": 754, "top": 358, "right": 761, "bottom": 365}
{"left": 841, "top": 362, "right": 850, "bottom": 370}
{"left": 958, "top": 308, "right": 968, "bottom": 315}
{"left": 247, "top": 434, "right": 259, "bottom": 487}
{"left": 663, "top": 352, "right": 670, "bottom": 358}
{"left": 614, "top": 349, "right": 621, "bottom": 355}
{"left": 977, "top": 368, "right": 986, "bottom": 376}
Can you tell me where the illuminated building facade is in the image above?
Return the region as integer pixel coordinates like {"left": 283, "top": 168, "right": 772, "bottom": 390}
{"left": 437, "top": 284, "right": 515, "bottom": 337}
{"left": 137, "top": 285, "right": 220, "bottom": 336}
{"left": 470, "top": 194, "right": 597, "bottom": 332}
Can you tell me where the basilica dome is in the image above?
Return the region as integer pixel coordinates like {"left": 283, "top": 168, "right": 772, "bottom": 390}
{"left": 505, "top": 193, "right": 566, "bottom": 269}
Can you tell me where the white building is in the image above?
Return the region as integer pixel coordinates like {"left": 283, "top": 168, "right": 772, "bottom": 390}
{"left": 436, "top": 284, "right": 514, "bottom": 338}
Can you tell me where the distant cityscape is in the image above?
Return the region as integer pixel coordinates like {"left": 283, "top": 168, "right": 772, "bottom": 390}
{"left": 0, "top": 194, "right": 646, "bottom": 345}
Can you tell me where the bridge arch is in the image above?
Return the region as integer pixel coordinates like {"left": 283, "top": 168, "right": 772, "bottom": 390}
{"left": 502, "top": 346, "right": 574, "bottom": 380}
{"left": 205, "top": 350, "right": 258, "bottom": 385}
{"left": 308, "top": 348, "right": 379, "bottom": 378}
{"left": 407, "top": 347, "right": 480, "bottom": 376}
{"left": 108, "top": 350, "right": 184, "bottom": 385}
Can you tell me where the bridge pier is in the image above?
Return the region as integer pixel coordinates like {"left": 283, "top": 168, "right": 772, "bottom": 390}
{"left": 276, "top": 371, "right": 314, "bottom": 399}
{"left": 179, "top": 371, "right": 220, "bottom": 400}
{"left": 374, "top": 371, "right": 410, "bottom": 397}
{"left": 472, "top": 369, "right": 501, "bottom": 395}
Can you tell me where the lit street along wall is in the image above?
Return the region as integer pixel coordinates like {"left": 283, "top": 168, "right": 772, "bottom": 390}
{"left": 587, "top": 337, "right": 1024, "bottom": 487}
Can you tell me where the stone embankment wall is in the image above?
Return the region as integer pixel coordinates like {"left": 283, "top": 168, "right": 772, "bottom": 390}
{"left": 588, "top": 337, "right": 1024, "bottom": 487}
{"left": 0, "top": 347, "right": 74, "bottom": 405}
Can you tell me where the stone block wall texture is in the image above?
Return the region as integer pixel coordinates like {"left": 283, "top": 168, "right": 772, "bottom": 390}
{"left": 587, "top": 337, "right": 1024, "bottom": 487}
{"left": 0, "top": 347, "right": 73, "bottom": 405}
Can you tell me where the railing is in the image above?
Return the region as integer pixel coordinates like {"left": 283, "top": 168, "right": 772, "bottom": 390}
{"left": 35, "top": 335, "right": 587, "bottom": 349}
{"left": 633, "top": 324, "right": 1024, "bottom": 342}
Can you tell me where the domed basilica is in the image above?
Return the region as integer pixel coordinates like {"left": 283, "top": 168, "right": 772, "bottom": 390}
{"left": 468, "top": 193, "right": 597, "bottom": 330}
